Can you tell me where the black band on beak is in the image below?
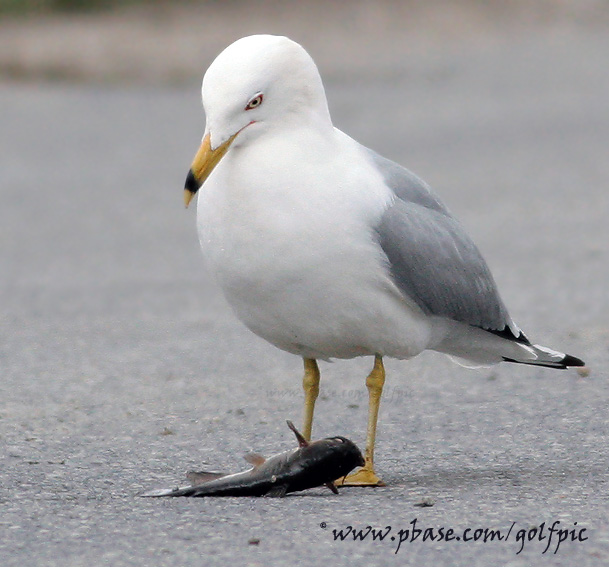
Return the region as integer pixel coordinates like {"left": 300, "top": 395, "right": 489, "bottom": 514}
{"left": 184, "top": 169, "right": 200, "bottom": 195}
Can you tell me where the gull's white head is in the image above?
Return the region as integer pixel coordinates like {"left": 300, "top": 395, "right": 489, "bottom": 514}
{"left": 183, "top": 35, "right": 332, "bottom": 206}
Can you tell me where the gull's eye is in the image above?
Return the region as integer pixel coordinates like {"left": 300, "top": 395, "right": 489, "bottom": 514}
{"left": 245, "top": 93, "right": 263, "bottom": 110}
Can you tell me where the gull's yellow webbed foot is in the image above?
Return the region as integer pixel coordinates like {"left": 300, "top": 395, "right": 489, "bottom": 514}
{"left": 336, "top": 464, "right": 385, "bottom": 487}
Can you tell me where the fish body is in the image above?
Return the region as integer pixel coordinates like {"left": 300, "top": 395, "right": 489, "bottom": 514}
{"left": 143, "top": 421, "right": 364, "bottom": 498}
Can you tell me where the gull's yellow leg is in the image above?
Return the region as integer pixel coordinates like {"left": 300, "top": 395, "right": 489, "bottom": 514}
{"left": 302, "top": 358, "right": 320, "bottom": 442}
{"left": 336, "top": 354, "right": 386, "bottom": 486}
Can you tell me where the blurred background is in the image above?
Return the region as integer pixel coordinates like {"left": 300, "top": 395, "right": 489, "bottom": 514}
{"left": 1, "top": 0, "right": 608, "bottom": 84}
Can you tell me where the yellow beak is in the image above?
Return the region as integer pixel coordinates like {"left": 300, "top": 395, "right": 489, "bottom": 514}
{"left": 183, "top": 131, "right": 239, "bottom": 208}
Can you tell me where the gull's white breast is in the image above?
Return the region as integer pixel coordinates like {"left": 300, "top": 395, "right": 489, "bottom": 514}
{"left": 197, "top": 126, "right": 434, "bottom": 359}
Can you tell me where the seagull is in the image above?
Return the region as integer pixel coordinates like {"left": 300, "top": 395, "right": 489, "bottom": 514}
{"left": 182, "top": 34, "right": 584, "bottom": 486}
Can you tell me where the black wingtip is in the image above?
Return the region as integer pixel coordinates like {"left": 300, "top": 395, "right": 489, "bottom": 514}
{"left": 502, "top": 353, "right": 586, "bottom": 369}
{"left": 561, "top": 354, "right": 585, "bottom": 368}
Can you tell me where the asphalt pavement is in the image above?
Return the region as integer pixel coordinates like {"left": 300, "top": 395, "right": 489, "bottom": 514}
{"left": 1, "top": 22, "right": 608, "bottom": 567}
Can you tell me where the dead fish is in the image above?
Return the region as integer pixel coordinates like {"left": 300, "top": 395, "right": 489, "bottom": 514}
{"left": 142, "top": 420, "right": 364, "bottom": 498}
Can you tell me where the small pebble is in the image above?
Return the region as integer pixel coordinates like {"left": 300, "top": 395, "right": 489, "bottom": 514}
{"left": 414, "top": 497, "right": 434, "bottom": 507}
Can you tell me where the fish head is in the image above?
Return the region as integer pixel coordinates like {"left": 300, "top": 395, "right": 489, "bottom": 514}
{"left": 324, "top": 436, "right": 366, "bottom": 469}
{"left": 302, "top": 436, "right": 365, "bottom": 479}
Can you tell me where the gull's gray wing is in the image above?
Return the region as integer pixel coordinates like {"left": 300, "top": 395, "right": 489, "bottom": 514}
{"left": 367, "top": 149, "right": 513, "bottom": 333}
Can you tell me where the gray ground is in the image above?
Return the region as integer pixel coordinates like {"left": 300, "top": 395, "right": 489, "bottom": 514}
{"left": 1, "top": 4, "right": 608, "bottom": 566}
